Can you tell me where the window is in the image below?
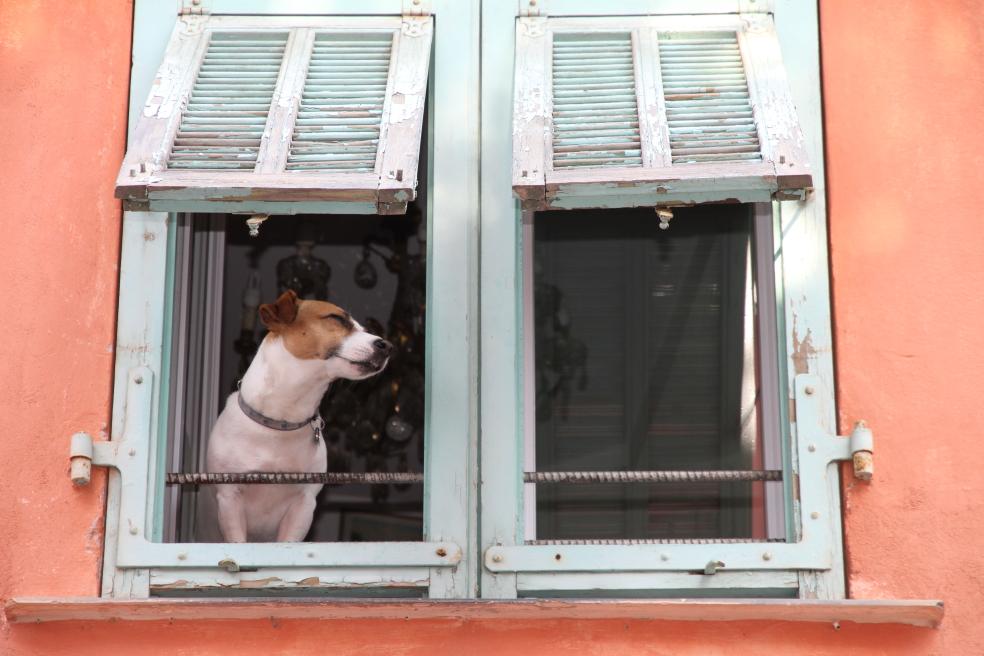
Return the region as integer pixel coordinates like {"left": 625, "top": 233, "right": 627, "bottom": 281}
{"left": 526, "top": 204, "right": 786, "bottom": 547}
{"left": 97, "top": 6, "right": 476, "bottom": 599}
{"left": 478, "top": 7, "right": 851, "bottom": 600}
{"left": 92, "top": 1, "right": 843, "bottom": 603}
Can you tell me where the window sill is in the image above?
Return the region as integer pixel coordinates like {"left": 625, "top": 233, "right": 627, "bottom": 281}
{"left": 5, "top": 597, "right": 943, "bottom": 628}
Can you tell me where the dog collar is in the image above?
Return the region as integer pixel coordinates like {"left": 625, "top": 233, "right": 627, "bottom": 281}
{"left": 237, "top": 391, "right": 323, "bottom": 442}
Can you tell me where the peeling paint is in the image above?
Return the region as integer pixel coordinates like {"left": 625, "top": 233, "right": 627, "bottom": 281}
{"left": 790, "top": 318, "right": 816, "bottom": 375}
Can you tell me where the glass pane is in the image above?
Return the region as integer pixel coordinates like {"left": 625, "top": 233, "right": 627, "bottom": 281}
{"left": 164, "top": 211, "right": 426, "bottom": 543}
{"left": 532, "top": 205, "right": 778, "bottom": 542}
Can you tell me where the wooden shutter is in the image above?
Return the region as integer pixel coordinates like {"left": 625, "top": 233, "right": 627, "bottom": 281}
{"left": 116, "top": 15, "right": 432, "bottom": 215}
{"left": 513, "top": 14, "right": 811, "bottom": 211}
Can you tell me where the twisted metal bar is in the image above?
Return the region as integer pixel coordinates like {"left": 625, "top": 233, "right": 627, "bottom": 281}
{"left": 166, "top": 472, "right": 424, "bottom": 485}
{"left": 526, "top": 538, "right": 786, "bottom": 545}
{"left": 524, "top": 470, "right": 781, "bottom": 484}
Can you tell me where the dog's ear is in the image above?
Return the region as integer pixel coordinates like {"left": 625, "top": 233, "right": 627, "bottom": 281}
{"left": 259, "top": 290, "right": 299, "bottom": 330}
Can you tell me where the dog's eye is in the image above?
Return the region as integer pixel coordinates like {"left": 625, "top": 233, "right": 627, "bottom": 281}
{"left": 321, "top": 313, "right": 354, "bottom": 329}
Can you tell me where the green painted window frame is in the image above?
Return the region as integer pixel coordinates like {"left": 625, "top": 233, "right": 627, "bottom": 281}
{"left": 102, "top": 0, "right": 478, "bottom": 599}
{"left": 105, "top": 0, "right": 843, "bottom": 602}
{"left": 479, "top": 0, "right": 847, "bottom": 600}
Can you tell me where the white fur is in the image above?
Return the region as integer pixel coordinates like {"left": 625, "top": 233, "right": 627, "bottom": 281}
{"left": 198, "top": 326, "right": 387, "bottom": 543}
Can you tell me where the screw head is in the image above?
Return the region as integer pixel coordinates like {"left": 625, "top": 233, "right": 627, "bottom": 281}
{"left": 129, "top": 526, "right": 138, "bottom": 535}
{"left": 660, "top": 553, "right": 670, "bottom": 561}
{"left": 307, "top": 552, "right": 315, "bottom": 558}
{"left": 805, "top": 385, "right": 815, "bottom": 396}
{"left": 762, "top": 552, "right": 773, "bottom": 561}
{"left": 811, "top": 511, "right": 820, "bottom": 519}
{"left": 134, "top": 376, "right": 144, "bottom": 385}
{"left": 808, "top": 444, "right": 816, "bottom": 452}
{"left": 436, "top": 548, "right": 447, "bottom": 557}
{"left": 491, "top": 553, "right": 503, "bottom": 563}
{"left": 128, "top": 448, "right": 136, "bottom": 457}
{"left": 177, "top": 553, "right": 187, "bottom": 561}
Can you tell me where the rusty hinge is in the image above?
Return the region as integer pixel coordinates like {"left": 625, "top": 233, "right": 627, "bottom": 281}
{"left": 519, "top": 0, "right": 544, "bottom": 17}
{"left": 179, "top": 0, "right": 209, "bottom": 15}
{"left": 403, "top": 0, "right": 431, "bottom": 16}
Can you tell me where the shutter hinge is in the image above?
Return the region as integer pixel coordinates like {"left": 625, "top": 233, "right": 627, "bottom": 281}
{"left": 403, "top": 0, "right": 431, "bottom": 16}
{"left": 179, "top": 0, "right": 209, "bottom": 15}
{"left": 739, "top": 0, "right": 775, "bottom": 14}
{"left": 519, "top": 0, "right": 544, "bottom": 17}
{"left": 794, "top": 375, "right": 874, "bottom": 481}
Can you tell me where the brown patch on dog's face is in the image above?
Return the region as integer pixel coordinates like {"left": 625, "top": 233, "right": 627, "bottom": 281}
{"left": 259, "top": 291, "right": 354, "bottom": 360}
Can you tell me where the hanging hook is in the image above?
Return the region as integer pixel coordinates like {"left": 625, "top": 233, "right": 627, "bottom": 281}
{"left": 246, "top": 214, "right": 269, "bottom": 238}
{"left": 656, "top": 207, "right": 674, "bottom": 230}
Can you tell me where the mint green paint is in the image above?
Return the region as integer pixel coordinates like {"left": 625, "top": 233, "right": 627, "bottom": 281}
{"left": 478, "top": 0, "right": 524, "bottom": 599}
{"left": 421, "top": 0, "right": 480, "bottom": 600}
{"left": 109, "top": 0, "right": 837, "bottom": 600}
{"left": 477, "top": 2, "right": 842, "bottom": 599}
{"left": 151, "top": 214, "right": 179, "bottom": 542}
{"left": 108, "top": 0, "right": 475, "bottom": 598}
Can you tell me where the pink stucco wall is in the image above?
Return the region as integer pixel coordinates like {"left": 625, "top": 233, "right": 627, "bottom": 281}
{"left": 1, "top": 0, "right": 982, "bottom": 653}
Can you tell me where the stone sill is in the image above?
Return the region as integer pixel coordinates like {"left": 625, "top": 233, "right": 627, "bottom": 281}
{"left": 5, "top": 597, "right": 943, "bottom": 627}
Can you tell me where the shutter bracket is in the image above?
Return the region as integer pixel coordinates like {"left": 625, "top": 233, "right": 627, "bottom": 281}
{"left": 519, "top": 0, "right": 544, "bottom": 17}
{"left": 179, "top": 0, "right": 209, "bottom": 16}
{"left": 794, "top": 375, "right": 874, "bottom": 481}
{"left": 403, "top": 0, "right": 431, "bottom": 16}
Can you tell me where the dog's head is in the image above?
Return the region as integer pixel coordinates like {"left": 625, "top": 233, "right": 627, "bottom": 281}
{"left": 258, "top": 290, "right": 392, "bottom": 380}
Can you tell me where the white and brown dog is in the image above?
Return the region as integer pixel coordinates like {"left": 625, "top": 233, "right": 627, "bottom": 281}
{"left": 200, "top": 290, "right": 391, "bottom": 543}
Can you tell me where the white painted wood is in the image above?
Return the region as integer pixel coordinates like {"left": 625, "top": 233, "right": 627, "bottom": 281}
{"left": 511, "top": 13, "right": 813, "bottom": 208}
{"left": 151, "top": 568, "right": 430, "bottom": 592}
{"left": 634, "top": 28, "right": 672, "bottom": 168}
{"left": 116, "top": 17, "right": 208, "bottom": 191}
{"left": 255, "top": 28, "right": 315, "bottom": 174}
{"left": 377, "top": 17, "right": 434, "bottom": 210}
{"left": 512, "top": 17, "right": 551, "bottom": 203}
{"left": 117, "top": 15, "right": 432, "bottom": 214}
{"left": 738, "top": 14, "right": 812, "bottom": 193}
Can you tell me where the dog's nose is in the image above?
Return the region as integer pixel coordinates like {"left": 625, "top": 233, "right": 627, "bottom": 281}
{"left": 373, "top": 338, "right": 393, "bottom": 353}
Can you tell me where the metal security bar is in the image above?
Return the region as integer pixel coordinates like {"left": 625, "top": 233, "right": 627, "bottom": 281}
{"left": 166, "top": 472, "right": 424, "bottom": 485}
{"left": 163, "top": 470, "right": 778, "bottom": 485}
{"left": 524, "top": 470, "right": 781, "bottom": 484}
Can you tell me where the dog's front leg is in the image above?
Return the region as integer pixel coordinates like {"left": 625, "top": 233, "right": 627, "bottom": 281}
{"left": 276, "top": 492, "right": 318, "bottom": 542}
{"left": 215, "top": 486, "right": 248, "bottom": 542}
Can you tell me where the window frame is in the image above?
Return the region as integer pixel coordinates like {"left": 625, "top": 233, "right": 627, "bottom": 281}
{"left": 101, "top": 0, "right": 478, "bottom": 600}
{"left": 479, "top": 0, "right": 846, "bottom": 599}
{"left": 103, "top": 0, "right": 841, "bottom": 602}
{"left": 521, "top": 203, "right": 789, "bottom": 547}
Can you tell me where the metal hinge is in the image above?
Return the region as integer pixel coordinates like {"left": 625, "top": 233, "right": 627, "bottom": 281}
{"left": 179, "top": 0, "right": 209, "bottom": 15}
{"left": 519, "top": 0, "right": 544, "bottom": 17}
{"left": 403, "top": 0, "right": 431, "bottom": 16}
{"left": 794, "top": 375, "right": 874, "bottom": 481}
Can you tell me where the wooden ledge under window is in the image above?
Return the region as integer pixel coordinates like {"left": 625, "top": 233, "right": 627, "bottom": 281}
{"left": 5, "top": 598, "right": 943, "bottom": 627}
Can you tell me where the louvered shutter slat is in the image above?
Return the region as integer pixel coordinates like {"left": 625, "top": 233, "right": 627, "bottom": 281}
{"left": 168, "top": 33, "right": 287, "bottom": 170}
{"left": 551, "top": 34, "right": 642, "bottom": 170}
{"left": 660, "top": 33, "right": 761, "bottom": 165}
{"left": 286, "top": 33, "right": 392, "bottom": 173}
